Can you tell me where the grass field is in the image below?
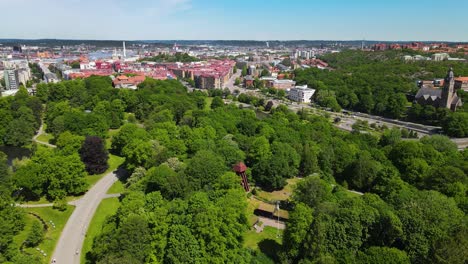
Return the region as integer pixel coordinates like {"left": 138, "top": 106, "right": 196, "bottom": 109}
{"left": 36, "top": 133, "right": 54, "bottom": 144}
{"left": 85, "top": 154, "right": 125, "bottom": 187}
{"left": 244, "top": 226, "right": 282, "bottom": 250}
{"left": 107, "top": 180, "right": 125, "bottom": 194}
{"left": 256, "top": 178, "right": 301, "bottom": 202}
{"left": 16, "top": 206, "right": 74, "bottom": 264}
{"left": 81, "top": 197, "right": 120, "bottom": 264}
{"left": 244, "top": 178, "right": 298, "bottom": 262}
{"left": 244, "top": 226, "right": 283, "bottom": 262}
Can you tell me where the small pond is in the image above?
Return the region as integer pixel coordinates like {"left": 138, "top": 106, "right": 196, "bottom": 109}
{"left": 0, "top": 146, "right": 32, "bottom": 166}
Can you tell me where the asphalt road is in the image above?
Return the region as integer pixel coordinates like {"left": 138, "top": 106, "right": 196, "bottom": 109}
{"left": 50, "top": 170, "right": 120, "bottom": 264}
{"left": 224, "top": 70, "right": 241, "bottom": 91}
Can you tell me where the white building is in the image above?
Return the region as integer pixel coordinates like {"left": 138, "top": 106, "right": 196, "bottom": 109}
{"left": 432, "top": 53, "right": 449, "bottom": 61}
{"left": 17, "top": 69, "right": 31, "bottom": 85}
{"left": 288, "top": 85, "right": 316, "bottom": 103}
{"left": 80, "top": 61, "right": 96, "bottom": 70}
{"left": 4, "top": 69, "right": 19, "bottom": 90}
{"left": 45, "top": 73, "right": 59, "bottom": 83}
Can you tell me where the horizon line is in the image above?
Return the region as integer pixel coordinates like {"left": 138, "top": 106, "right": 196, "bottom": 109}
{"left": 1, "top": 38, "right": 468, "bottom": 43}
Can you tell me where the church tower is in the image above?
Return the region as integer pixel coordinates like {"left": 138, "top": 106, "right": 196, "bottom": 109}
{"left": 441, "top": 67, "right": 455, "bottom": 109}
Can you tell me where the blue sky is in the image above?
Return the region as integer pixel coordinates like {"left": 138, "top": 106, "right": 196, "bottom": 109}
{"left": 1, "top": 0, "right": 467, "bottom": 41}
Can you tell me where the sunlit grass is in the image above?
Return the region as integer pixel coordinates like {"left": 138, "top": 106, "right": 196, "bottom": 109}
{"left": 36, "top": 133, "right": 54, "bottom": 144}
{"left": 81, "top": 198, "right": 120, "bottom": 264}
{"left": 256, "top": 178, "right": 301, "bottom": 202}
{"left": 18, "top": 206, "right": 74, "bottom": 264}
{"left": 107, "top": 180, "right": 125, "bottom": 194}
{"left": 243, "top": 226, "right": 283, "bottom": 250}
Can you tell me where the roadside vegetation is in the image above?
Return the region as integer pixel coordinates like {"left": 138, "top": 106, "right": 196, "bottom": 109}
{"left": 294, "top": 50, "right": 468, "bottom": 137}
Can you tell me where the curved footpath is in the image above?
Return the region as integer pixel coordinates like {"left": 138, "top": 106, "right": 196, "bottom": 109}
{"left": 50, "top": 171, "right": 119, "bottom": 264}
{"left": 33, "top": 123, "right": 57, "bottom": 148}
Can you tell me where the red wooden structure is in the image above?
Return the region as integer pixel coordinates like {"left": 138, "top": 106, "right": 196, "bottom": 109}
{"left": 233, "top": 162, "right": 250, "bottom": 192}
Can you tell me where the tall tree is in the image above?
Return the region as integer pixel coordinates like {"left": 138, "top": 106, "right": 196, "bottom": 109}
{"left": 79, "top": 136, "right": 109, "bottom": 174}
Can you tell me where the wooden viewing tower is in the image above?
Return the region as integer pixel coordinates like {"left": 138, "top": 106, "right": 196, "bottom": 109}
{"left": 233, "top": 162, "right": 250, "bottom": 192}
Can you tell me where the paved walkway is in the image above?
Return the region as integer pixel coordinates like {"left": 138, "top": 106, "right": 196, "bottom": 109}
{"left": 50, "top": 170, "right": 120, "bottom": 264}
{"left": 257, "top": 216, "right": 286, "bottom": 230}
{"left": 17, "top": 203, "right": 54, "bottom": 208}
{"left": 33, "top": 122, "right": 56, "bottom": 148}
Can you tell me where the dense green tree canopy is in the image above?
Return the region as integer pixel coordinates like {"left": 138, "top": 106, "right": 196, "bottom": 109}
{"left": 1, "top": 74, "right": 466, "bottom": 264}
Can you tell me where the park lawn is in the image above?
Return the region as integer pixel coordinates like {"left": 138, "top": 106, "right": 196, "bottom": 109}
{"left": 244, "top": 226, "right": 283, "bottom": 250}
{"left": 256, "top": 178, "right": 301, "bottom": 202}
{"left": 81, "top": 197, "right": 120, "bottom": 264}
{"left": 204, "top": 97, "right": 213, "bottom": 110}
{"left": 244, "top": 226, "right": 283, "bottom": 262}
{"left": 21, "top": 206, "right": 74, "bottom": 264}
{"left": 36, "top": 133, "right": 54, "bottom": 144}
{"left": 107, "top": 180, "right": 125, "bottom": 194}
{"left": 85, "top": 154, "right": 125, "bottom": 187}
{"left": 19, "top": 196, "right": 51, "bottom": 205}
{"left": 247, "top": 197, "right": 261, "bottom": 225}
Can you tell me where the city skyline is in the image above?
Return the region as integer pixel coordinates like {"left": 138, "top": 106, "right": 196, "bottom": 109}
{"left": 1, "top": 0, "right": 468, "bottom": 41}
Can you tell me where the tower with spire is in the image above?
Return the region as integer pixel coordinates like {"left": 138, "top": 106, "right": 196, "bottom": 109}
{"left": 441, "top": 67, "right": 456, "bottom": 109}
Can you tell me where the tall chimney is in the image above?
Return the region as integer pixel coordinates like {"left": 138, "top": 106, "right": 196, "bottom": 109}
{"left": 123, "top": 41, "right": 126, "bottom": 58}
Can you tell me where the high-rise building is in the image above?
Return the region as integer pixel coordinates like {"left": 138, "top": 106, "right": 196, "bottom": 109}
{"left": 4, "top": 69, "right": 19, "bottom": 90}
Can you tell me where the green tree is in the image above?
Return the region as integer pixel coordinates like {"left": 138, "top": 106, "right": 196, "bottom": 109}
{"left": 111, "top": 123, "right": 149, "bottom": 156}
{"left": 211, "top": 96, "right": 224, "bottom": 109}
{"left": 247, "top": 136, "right": 271, "bottom": 165}
{"left": 241, "top": 66, "right": 248, "bottom": 77}
{"left": 397, "top": 191, "right": 464, "bottom": 263}
{"left": 252, "top": 142, "right": 300, "bottom": 190}
{"left": 281, "top": 203, "right": 314, "bottom": 262}
{"left": 293, "top": 176, "right": 333, "bottom": 208}
{"left": 25, "top": 220, "right": 44, "bottom": 247}
{"left": 56, "top": 131, "right": 84, "bottom": 155}
{"left": 300, "top": 141, "right": 319, "bottom": 176}
{"left": 4, "top": 108, "right": 36, "bottom": 146}
{"left": 260, "top": 69, "right": 270, "bottom": 77}
{"left": 442, "top": 112, "right": 468, "bottom": 137}
{"left": 379, "top": 128, "right": 402, "bottom": 146}
{"left": 165, "top": 225, "right": 202, "bottom": 264}
{"left": 116, "top": 214, "right": 153, "bottom": 262}
{"left": 145, "top": 165, "right": 188, "bottom": 199}
{"left": 121, "top": 139, "right": 154, "bottom": 170}
{"left": 185, "top": 150, "right": 226, "bottom": 190}
{"left": 357, "top": 247, "right": 410, "bottom": 264}
{"left": 216, "top": 138, "right": 246, "bottom": 167}
{"left": 345, "top": 151, "right": 382, "bottom": 192}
